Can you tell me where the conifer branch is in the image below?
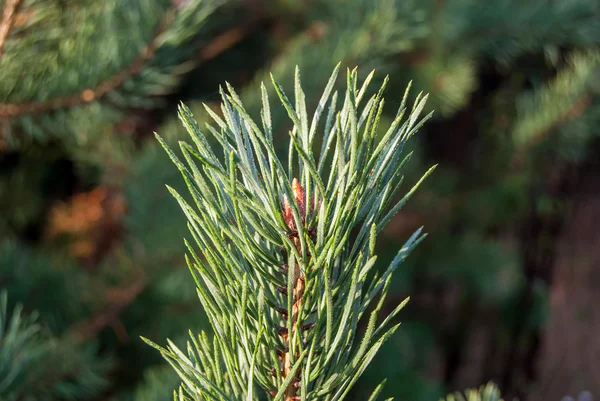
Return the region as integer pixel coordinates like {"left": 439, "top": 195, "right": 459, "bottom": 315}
{"left": 0, "top": 15, "right": 168, "bottom": 118}
{"left": 511, "top": 50, "right": 600, "bottom": 167}
{"left": 147, "top": 64, "right": 436, "bottom": 401}
{"left": 0, "top": 4, "right": 252, "bottom": 119}
{"left": 511, "top": 92, "right": 592, "bottom": 168}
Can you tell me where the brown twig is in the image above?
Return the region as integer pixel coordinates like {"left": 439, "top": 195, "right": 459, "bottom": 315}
{"left": 196, "top": 20, "right": 260, "bottom": 62}
{"left": 277, "top": 179, "right": 321, "bottom": 401}
{"left": 0, "top": 0, "right": 22, "bottom": 57}
{"left": 282, "top": 253, "right": 305, "bottom": 401}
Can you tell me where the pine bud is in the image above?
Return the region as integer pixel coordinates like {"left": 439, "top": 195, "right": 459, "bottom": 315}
{"left": 282, "top": 178, "right": 320, "bottom": 231}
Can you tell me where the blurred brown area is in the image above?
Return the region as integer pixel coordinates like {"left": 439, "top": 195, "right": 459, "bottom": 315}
{"left": 46, "top": 187, "right": 127, "bottom": 266}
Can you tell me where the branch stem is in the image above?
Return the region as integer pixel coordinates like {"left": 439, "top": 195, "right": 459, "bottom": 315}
{"left": 282, "top": 236, "right": 304, "bottom": 401}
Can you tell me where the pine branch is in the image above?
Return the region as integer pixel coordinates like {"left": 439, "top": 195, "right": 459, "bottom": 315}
{"left": 0, "top": 291, "right": 112, "bottom": 400}
{"left": 0, "top": 13, "right": 169, "bottom": 118}
{"left": 0, "top": 11, "right": 260, "bottom": 119}
{"left": 511, "top": 92, "right": 592, "bottom": 168}
{"left": 511, "top": 50, "right": 600, "bottom": 167}
{"left": 445, "top": 0, "right": 600, "bottom": 62}
{"left": 146, "top": 64, "right": 435, "bottom": 401}
{"left": 0, "top": 0, "right": 226, "bottom": 145}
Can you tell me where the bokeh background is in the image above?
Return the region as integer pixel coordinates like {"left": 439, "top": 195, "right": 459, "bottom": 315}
{"left": 1, "top": 0, "right": 599, "bottom": 400}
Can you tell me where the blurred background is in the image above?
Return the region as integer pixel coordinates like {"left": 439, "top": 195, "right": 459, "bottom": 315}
{"left": 1, "top": 0, "right": 599, "bottom": 400}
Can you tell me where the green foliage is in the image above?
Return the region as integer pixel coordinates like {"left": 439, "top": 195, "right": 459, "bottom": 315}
{"left": 513, "top": 50, "right": 600, "bottom": 161}
{"left": 1, "top": 0, "right": 222, "bottom": 147}
{"left": 439, "top": 0, "right": 600, "bottom": 62}
{"left": 147, "top": 65, "right": 435, "bottom": 400}
{"left": 0, "top": 242, "right": 92, "bottom": 331}
{"left": 0, "top": 291, "right": 112, "bottom": 401}
{"left": 0, "top": 135, "right": 207, "bottom": 400}
{"left": 2, "top": 0, "right": 600, "bottom": 399}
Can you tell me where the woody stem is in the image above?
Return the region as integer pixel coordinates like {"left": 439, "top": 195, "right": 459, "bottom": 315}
{"left": 282, "top": 239, "right": 305, "bottom": 401}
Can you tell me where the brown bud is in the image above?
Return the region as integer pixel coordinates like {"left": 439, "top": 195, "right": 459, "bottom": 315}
{"left": 282, "top": 178, "right": 321, "bottom": 232}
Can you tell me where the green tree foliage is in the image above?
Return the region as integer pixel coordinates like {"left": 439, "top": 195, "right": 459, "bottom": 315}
{"left": 0, "top": 0, "right": 222, "bottom": 147}
{"left": 0, "top": 291, "right": 111, "bottom": 400}
{"left": 1, "top": 0, "right": 599, "bottom": 399}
